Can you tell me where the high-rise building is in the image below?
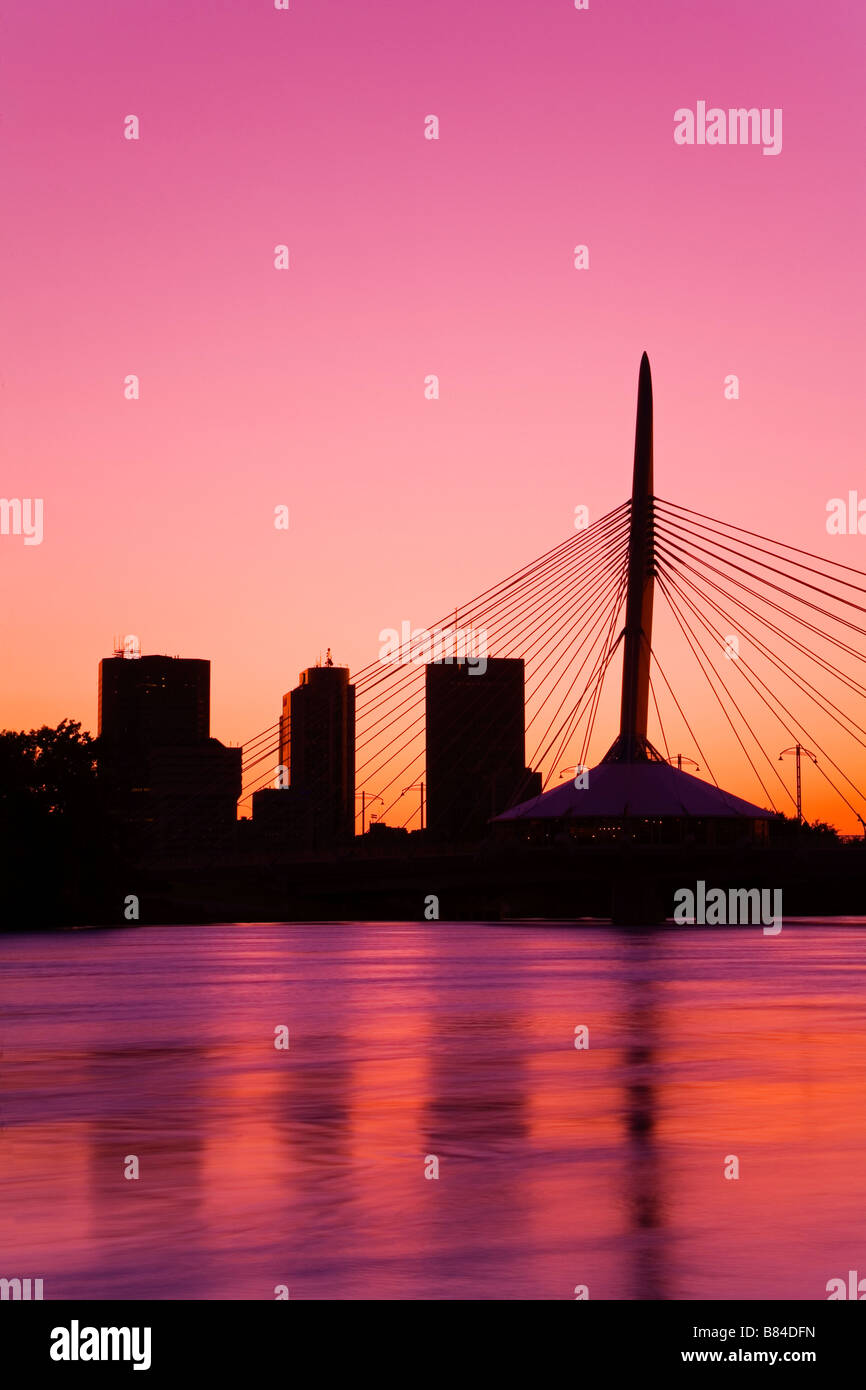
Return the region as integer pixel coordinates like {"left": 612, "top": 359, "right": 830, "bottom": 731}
{"left": 277, "top": 656, "right": 356, "bottom": 846}
{"left": 99, "top": 655, "right": 210, "bottom": 747}
{"left": 425, "top": 657, "right": 541, "bottom": 842}
{"left": 97, "top": 654, "right": 241, "bottom": 857}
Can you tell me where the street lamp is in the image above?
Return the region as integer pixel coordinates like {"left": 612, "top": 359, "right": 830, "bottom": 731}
{"left": 779, "top": 745, "right": 817, "bottom": 824}
{"left": 401, "top": 781, "right": 425, "bottom": 830}
{"left": 355, "top": 790, "right": 383, "bottom": 835}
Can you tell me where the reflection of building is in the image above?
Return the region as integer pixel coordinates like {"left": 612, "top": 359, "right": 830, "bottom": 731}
{"left": 275, "top": 657, "right": 356, "bottom": 846}
{"left": 425, "top": 658, "right": 541, "bottom": 843}
{"left": 97, "top": 654, "right": 241, "bottom": 857}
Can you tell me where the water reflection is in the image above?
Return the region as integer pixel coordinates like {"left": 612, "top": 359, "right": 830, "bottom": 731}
{"left": 1, "top": 921, "right": 865, "bottom": 1299}
{"left": 619, "top": 931, "right": 667, "bottom": 1301}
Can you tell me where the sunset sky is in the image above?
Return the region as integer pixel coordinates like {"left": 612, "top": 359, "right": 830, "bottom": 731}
{"left": 2, "top": 0, "right": 865, "bottom": 830}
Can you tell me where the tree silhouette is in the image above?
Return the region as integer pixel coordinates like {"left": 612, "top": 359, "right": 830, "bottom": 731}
{"left": 0, "top": 719, "right": 98, "bottom": 818}
{"left": 0, "top": 719, "right": 123, "bottom": 927}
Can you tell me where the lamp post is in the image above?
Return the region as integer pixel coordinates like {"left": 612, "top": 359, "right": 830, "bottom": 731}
{"left": 558, "top": 764, "right": 591, "bottom": 788}
{"left": 779, "top": 745, "right": 817, "bottom": 824}
{"left": 667, "top": 754, "right": 700, "bottom": 772}
{"left": 356, "top": 791, "right": 383, "bottom": 835}
{"left": 401, "top": 782, "right": 425, "bottom": 830}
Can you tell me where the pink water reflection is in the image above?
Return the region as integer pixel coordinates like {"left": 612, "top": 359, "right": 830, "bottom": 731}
{"left": 2, "top": 921, "right": 865, "bottom": 1299}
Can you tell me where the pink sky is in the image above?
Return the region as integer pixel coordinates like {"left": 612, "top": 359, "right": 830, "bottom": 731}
{"left": 2, "top": 0, "right": 865, "bottom": 829}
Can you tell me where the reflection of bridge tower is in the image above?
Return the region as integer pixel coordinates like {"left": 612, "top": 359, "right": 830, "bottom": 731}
{"left": 619, "top": 931, "right": 668, "bottom": 1300}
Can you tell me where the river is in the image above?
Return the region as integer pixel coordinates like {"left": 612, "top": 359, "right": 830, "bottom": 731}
{"left": 2, "top": 920, "right": 865, "bottom": 1300}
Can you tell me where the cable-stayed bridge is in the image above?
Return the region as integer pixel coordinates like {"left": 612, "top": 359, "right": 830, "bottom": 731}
{"left": 230, "top": 354, "right": 866, "bottom": 846}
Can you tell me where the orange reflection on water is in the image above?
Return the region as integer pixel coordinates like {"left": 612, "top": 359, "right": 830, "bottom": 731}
{"left": 2, "top": 921, "right": 865, "bottom": 1299}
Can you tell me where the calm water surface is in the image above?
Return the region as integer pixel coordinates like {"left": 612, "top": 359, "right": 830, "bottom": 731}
{"left": 2, "top": 920, "right": 865, "bottom": 1300}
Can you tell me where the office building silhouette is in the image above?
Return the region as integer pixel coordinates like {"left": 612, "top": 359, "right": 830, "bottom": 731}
{"left": 425, "top": 657, "right": 540, "bottom": 842}
{"left": 271, "top": 655, "right": 356, "bottom": 847}
{"left": 97, "top": 654, "right": 241, "bottom": 857}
